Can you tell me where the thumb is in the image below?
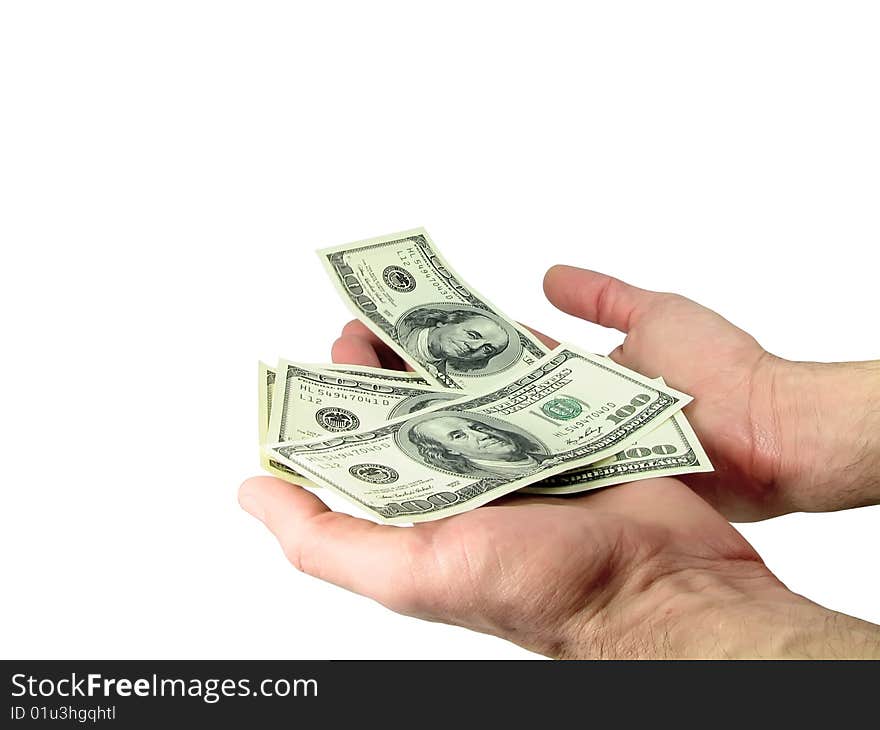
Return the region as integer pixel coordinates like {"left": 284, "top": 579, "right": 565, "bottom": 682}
{"left": 543, "top": 264, "right": 660, "bottom": 333}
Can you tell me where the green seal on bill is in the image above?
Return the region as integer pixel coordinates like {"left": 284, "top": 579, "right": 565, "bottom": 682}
{"left": 541, "top": 397, "right": 583, "bottom": 420}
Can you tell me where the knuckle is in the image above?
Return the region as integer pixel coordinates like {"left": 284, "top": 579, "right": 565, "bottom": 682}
{"left": 330, "top": 336, "right": 352, "bottom": 360}
{"left": 281, "top": 539, "right": 305, "bottom": 572}
{"left": 280, "top": 530, "right": 313, "bottom": 575}
{"left": 383, "top": 534, "right": 435, "bottom": 616}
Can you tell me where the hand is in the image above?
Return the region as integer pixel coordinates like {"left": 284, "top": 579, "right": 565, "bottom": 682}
{"left": 543, "top": 265, "right": 880, "bottom": 521}
{"left": 238, "top": 321, "right": 880, "bottom": 659}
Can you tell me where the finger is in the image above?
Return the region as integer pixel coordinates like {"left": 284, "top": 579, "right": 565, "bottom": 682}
{"left": 543, "top": 265, "right": 660, "bottom": 333}
{"left": 239, "top": 476, "right": 424, "bottom": 611}
{"left": 339, "top": 319, "right": 410, "bottom": 370}
{"left": 607, "top": 345, "right": 625, "bottom": 364}
{"left": 331, "top": 334, "right": 383, "bottom": 368}
{"left": 240, "top": 476, "right": 329, "bottom": 525}
{"left": 518, "top": 322, "right": 560, "bottom": 349}
{"left": 340, "top": 318, "right": 378, "bottom": 339}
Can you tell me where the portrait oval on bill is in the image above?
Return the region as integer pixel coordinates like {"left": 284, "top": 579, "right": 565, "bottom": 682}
{"left": 388, "top": 391, "right": 461, "bottom": 419}
{"left": 395, "top": 410, "right": 551, "bottom": 480}
{"left": 395, "top": 303, "right": 523, "bottom": 380}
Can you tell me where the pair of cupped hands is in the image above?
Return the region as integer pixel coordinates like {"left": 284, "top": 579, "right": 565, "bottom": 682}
{"left": 240, "top": 265, "right": 880, "bottom": 658}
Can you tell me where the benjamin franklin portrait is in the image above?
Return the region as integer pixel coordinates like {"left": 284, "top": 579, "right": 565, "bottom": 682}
{"left": 389, "top": 391, "right": 460, "bottom": 419}
{"left": 400, "top": 412, "right": 551, "bottom": 479}
{"left": 396, "top": 305, "right": 522, "bottom": 378}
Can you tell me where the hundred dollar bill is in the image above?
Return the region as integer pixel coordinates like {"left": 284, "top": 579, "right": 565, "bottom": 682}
{"left": 523, "top": 372, "right": 713, "bottom": 493}
{"left": 267, "top": 360, "right": 461, "bottom": 444}
{"left": 259, "top": 361, "right": 447, "bottom": 489}
{"left": 262, "top": 361, "right": 709, "bottom": 494}
{"left": 265, "top": 345, "right": 693, "bottom": 524}
{"left": 258, "top": 362, "right": 320, "bottom": 488}
{"left": 523, "top": 410, "right": 712, "bottom": 493}
{"left": 258, "top": 361, "right": 275, "bottom": 446}
{"left": 316, "top": 361, "right": 431, "bottom": 386}
{"left": 318, "top": 228, "right": 551, "bottom": 391}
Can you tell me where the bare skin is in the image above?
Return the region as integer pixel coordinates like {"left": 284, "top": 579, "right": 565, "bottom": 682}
{"left": 239, "top": 265, "right": 880, "bottom": 658}
{"left": 539, "top": 265, "right": 880, "bottom": 521}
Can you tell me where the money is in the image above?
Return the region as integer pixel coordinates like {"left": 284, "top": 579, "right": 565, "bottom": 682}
{"left": 258, "top": 362, "right": 320, "bottom": 489}
{"left": 265, "top": 345, "right": 692, "bottom": 523}
{"left": 318, "top": 228, "right": 551, "bottom": 391}
{"left": 262, "top": 362, "right": 711, "bottom": 497}
{"left": 258, "top": 361, "right": 275, "bottom": 446}
{"left": 260, "top": 361, "right": 452, "bottom": 490}
{"left": 524, "top": 410, "right": 712, "bottom": 493}
{"left": 524, "top": 375, "right": 712, "bottom": 493}
{"left": 257, "top": 227, "right": 714, "bottom": 522}
{"left": 315, "top": 362, "right": 431, "bottom": 386}
{"left": 267, "top": 360, "right": 461, "bottom": 444}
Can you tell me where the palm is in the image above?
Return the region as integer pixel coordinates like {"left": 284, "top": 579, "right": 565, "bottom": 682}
{"left": 390, "top": 477, "right": 759, "bottom": 657}
{"left": 240, "top": 466, "right": 766, "bottom": 657}
{"left": 309, "top": 319, "right": 766, "bottom": 655}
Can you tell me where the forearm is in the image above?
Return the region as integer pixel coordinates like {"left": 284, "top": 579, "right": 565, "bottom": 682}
{"left": 759, "top": 356, "right": 880, "bottom": 513}
{"left": 677, "top": 590, "right": 880, "bottom": 660}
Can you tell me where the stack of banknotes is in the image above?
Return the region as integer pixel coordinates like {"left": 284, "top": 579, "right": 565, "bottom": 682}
{"left": 259, "top": 228, "right": 712, "bottom": 524}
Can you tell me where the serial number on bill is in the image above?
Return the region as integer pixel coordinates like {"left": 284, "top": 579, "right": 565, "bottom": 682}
{"left": 298, "top": 392, "right": 392, "bottom": 406}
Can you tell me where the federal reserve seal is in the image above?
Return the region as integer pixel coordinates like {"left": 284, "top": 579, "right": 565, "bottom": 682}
{"left": 348, "top": 463, "right": 400, "bottom": 484}
{"left": 382, "top": 265, "right": 416, "bottom": 292}
{"left": 315, "top": 407, "right": 360, "bottom": 432}
{"left": 541, "top": 397, "right": 583, "bottom": 420}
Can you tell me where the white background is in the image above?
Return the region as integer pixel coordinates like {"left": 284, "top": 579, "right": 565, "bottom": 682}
{"left": 1, "top": 2, "right": 877, "bottom": 659}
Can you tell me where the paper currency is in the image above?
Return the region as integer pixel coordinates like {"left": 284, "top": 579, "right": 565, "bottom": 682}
{"left": 256, "top": 227, "right": 715, "bottom": 522}
{"left": 258, "top": 362, "right": 320, "bottom": 488}
{"left": 524, "top": 410, "right": 712, "bottom": 493}
{"left": 258, "top": 361, "right": 275, "bottom": 446}
{"left": 318, "top": 228, "right": 551, "bottom": 391}
{"left": 523, "top": 375, "right": 712, "bottom": 493}
{"left": 266, "top": 345, "right": 692, "bottom": 523}
{"left": 263, "top": 362, "right": 710, "bottom": 496}
{"left": 260, "top": 361, "right": 451, "bottom": 490}
{"left": 267, "top": 360, "right": 461, "bottom": 444}
{"left": 315, "top": 362, "right": 431, "bottom": 386}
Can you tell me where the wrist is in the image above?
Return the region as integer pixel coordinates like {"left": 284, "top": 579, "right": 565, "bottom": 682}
{"left": 560, "top": 559, "right": 880, "bottom": 659}
{"left": 753, "top": 354, "right": 880, "bottom": 514}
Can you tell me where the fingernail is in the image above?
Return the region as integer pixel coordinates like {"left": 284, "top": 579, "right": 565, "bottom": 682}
{"left": 239, "top": 493, "right": 266, "bottom": 523}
